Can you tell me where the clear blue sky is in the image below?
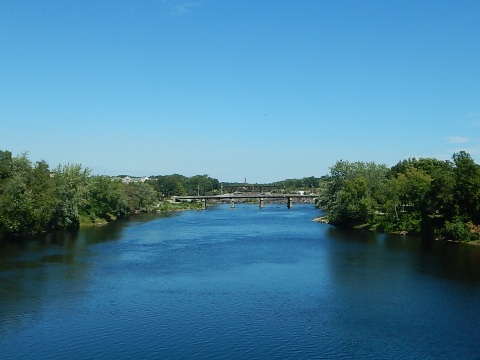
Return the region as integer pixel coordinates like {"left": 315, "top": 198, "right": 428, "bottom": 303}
{"left": 1, "top": 0, "right": 479, "bottom": 183}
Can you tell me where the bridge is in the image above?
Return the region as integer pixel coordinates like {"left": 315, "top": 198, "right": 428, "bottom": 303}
{"left": 173, "top": 194, "right": 318, "bottom": 209}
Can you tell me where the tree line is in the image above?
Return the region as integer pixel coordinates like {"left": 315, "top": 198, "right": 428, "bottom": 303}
{"left": 149, "top": 175, "right": 321, "bottom": 196}
{"left": 7, "top": 148, "right": 477, "bottom": 242}
{"left": 0, "top": 151, "right": 211, "bottom": 238}
{"left": 149, "top": 174, "right": 221, "bottom": 197}
{"left": 317, "top": 151, "right": 480, "bottom": 242}
{"left": 0, "top": 149, "right": 323, "bottom": 239}
{"left": 274, "top": 176, "right": 321, "bottom": 193}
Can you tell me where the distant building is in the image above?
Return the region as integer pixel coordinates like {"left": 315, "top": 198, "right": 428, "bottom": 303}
{"left": 120, "top": 176, "right": 150, "bottom": 184}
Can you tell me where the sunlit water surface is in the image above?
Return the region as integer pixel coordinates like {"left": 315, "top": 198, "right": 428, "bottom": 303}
{"left": 1, "top": 204, "right": 480, "bottom": 359}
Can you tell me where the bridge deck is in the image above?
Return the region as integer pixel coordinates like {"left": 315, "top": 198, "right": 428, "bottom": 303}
{"left": 174, "top": 194, "right": 317, "bottom": 200}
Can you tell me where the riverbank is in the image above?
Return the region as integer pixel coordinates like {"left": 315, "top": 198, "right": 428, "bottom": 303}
{"left": 313, "top": 216, "right": 480, "bottom": 245}
{"left": 79, "top": 200, "right": 204, "bottom": 227}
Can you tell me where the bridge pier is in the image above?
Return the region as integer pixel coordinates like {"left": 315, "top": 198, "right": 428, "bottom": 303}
{"left": 287, "top": 197, "right": 293, "bottom": 209}
{"left": 230, "top": 199, "right": 235, "bottom": 208}
{"left": 259, "top": 198, "right": 264, "bottom": 209}
{"left": 202, "top": 198, "right": 207, "bottom": 209}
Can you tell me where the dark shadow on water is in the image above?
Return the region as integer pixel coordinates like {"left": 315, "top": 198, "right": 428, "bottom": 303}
{"left": 324, "top": 225, "right": 480, "bottom": 283}
{"left": 0, "top": 211, "right": 182, "bottom": 334}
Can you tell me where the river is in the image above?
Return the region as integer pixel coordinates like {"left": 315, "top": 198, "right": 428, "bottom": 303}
{"left": 1, "top": 204, "right": 479, "bottom": 359}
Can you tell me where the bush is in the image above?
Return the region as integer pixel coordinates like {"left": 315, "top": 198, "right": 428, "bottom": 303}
{"left": 440, "top": 218, "right": 470, "bottom": 241}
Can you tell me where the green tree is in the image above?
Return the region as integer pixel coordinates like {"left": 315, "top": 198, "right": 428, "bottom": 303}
{"left": 83, "top": 176, "right": 131, "bottom": 222}
{"left": 175, "top": 181, "right": 187, "bottom": 196}
{"left": 336, "top": 177, "right": 375, "bottom": 227}
{"left": 127, "top": 182, "right": 159, "bottom": 211}
{"left": 440, "top": 216, "right": 472, "bottom": 242}
{"left": 154, "top": 174, "right": 187, "bottom": 197}
{"left": 52, "top": 164, "right": 91, "bottom": 229}
{"left": 318, "top": 160, "right": 388, "bottom": 228}
{"left": 185, "top": 175, "right": 219, "bottom": 196}
{"left": 0, "top": 150, "right": 13, "bottom": 183}
{"left": 452, "top": 151, "right": 480, "bottom": 223}
{"left": 0, "top": 153, "right": 34, "bottom": 234}
{"left": 396, "top": 167, "right": 432, "bottom": 209}
{"left": 30, "top": 160, "right": 56, "bottom": 231}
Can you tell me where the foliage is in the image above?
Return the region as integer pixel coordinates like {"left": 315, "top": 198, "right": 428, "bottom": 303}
{"left": 151, "top": 174, "right": 220, "bottom": 196}
{"left": 0, "top": 150, "right": 225, "bottom": 237}
{"left": 126, "top": 182, "right": 159, "bottom": 212}
{"left": 52, "top": 163, "right": 91, "bottom": 229}
{"left": 452, "top": 151, "right": 480, "bottom": 223}
{"left": 3, "top": 148, "right": 479, "bottom": 243}
{"left": 0, "top": 154, "right": 42, "bottom": 234}
{"left": 319, "top": 152, "right": 480, "bottom": 241}
{"left": 274, "top": 176, "right": 321, "bottom": 192}
{"left": 81, "top": 176, "right": 131, "bottom": 223}
{"left": 157, "top": 201, "right": 203, "bottom": 212}
{"left": 317, "top": 160, "right": 389, "bottom": 228}
{"left": 440, "top": 217, "right": 472, "bottom": 242}
{"left": 0, "top": 152, "right": 157, "bottom": 235}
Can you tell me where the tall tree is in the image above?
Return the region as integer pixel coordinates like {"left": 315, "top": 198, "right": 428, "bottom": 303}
{"left": 318, "top": 160, "right": 388, "bottom": 227}
{"left": 127, "top": 182, "right": 159, "bottom": 211}
{"left": 83, "top": 176, "right": 130, "bottom": 221}
{"left": 452, "top": 151, "right": 480, "bottom": 223}
{"left": 0, "top": 150, "right": 13, "bottom": 183}
{"left": 0, "top": 154, "right": 34, "bottom": 234}
{"left": 30, "top": 160, "right": 56, "bottom": 231}
{"left": 53, "top": 164, "right": 91, "bottom": 229}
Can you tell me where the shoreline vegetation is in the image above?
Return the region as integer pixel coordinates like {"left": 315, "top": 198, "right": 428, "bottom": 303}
{"left": 0, "top": 149, "right": 214, "bottom": 240}
{"left": 0, "top": 149, "right": 319, "bottom": 242}
{"left": 311, "top": 216, "right": 480, "bottom": 246}
{"left": 2, "top": 149, "right": 480, "bottom": 245}
{"left": 315, "top": 151, "right": 480, "bottom": 244}
{"left": 79, "top": 200, "right": 205, "bottom": 227}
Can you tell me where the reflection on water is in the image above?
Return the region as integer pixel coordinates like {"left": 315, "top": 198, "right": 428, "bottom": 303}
{"left": 1, "top": 205, "right": 479, "bottom": 359}
{"left": 325, "top": 226, "right": 480, "bottom": 283}
{"left": 0, "top": 212, "right": 177, "bottom": 334}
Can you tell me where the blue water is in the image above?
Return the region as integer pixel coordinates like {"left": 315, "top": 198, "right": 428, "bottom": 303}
{"left": 1, "top": 204, "right": 479, "bottom": 359}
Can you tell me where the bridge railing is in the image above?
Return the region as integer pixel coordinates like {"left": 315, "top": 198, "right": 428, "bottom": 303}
{"left": 173, "top": 194, "right": 318, "bottom": 209}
